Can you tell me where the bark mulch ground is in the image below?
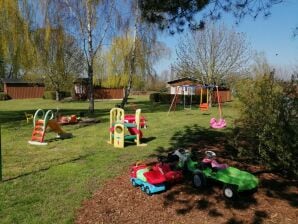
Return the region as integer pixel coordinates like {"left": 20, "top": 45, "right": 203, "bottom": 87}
{"left": 75, "top": 164, "right": 297, "bottom": 224}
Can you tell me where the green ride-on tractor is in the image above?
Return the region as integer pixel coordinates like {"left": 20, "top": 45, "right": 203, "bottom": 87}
{"left": 169, "top": 149, "right": 259, "bottom": 199}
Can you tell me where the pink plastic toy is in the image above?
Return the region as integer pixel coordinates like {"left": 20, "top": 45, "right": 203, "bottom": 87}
{"left": 210, "top": 86, "right": 227, "bottom": 129}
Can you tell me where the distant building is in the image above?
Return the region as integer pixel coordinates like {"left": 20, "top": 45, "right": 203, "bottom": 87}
{"left": 1, "top": 79, "right": 45, "bottom": 99}
{"left": 167, "top": 77, "right": 201, "bottom": 95}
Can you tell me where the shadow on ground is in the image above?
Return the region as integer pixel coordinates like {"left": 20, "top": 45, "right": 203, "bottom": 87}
{"left": 148, "top": 124, "right": 298, "bottom": 223}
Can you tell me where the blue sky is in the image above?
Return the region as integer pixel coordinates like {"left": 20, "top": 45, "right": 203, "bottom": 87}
{"left": 154, "top": 0, "right": 298, "bottom": 75}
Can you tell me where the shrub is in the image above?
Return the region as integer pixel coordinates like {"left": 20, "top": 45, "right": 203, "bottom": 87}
{"left": 234, "top": 73, "right": 298, "bottom": 177}
{"left": 149, "top": 93, "right": 202, "bottom": 105}
{"left": 0, "top": 92, "right": 9, "bottom": 100}
{"left": 149, "top": 93, "right": 160, "bottom": 103}
{"left": 43, "top": 91, "right": 56, "bottom": 100}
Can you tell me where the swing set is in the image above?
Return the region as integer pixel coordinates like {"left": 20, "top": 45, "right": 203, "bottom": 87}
{"left": 210, "top": 86, "right": 227, "bottom": 129}
{"left": 199, "top": 86, "right": 209, "bottom": 112}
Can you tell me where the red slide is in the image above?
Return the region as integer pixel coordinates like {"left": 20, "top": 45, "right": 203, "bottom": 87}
{"left": 127, "top": 127, "right": 143, "bottom": 139}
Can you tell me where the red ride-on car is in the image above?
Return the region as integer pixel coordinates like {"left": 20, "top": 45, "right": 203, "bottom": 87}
{"left": 130, "top": 160, "right": 183, "bottom": 195}
{"left": 152, "top": 162, "right": 183, "bottom": 183}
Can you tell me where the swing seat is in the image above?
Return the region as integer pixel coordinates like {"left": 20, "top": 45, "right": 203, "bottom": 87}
{"left": 199, "top": 103, "right": 209, "bottom": 111}
{"left": 210, "top": 118, "right": 226, "bottom": 129}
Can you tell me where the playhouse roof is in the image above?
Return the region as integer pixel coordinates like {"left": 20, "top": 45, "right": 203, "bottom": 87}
{"left": 167, "top": 77, "right": 201, "bottom": 86}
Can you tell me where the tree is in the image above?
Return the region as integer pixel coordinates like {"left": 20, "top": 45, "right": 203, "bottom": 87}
{"left": 0, "top": 0, "right": 36, "bottom": 78}
{"left": 41, "top": 0, "right": 117, "bottom": 112}
{"left": 139, "top": 0, "right": 286, "bottom": 33}
{"left": 31, "top": 27, "right": 84, "bottom": 101}
{"left": 174, "top": 23, "right": 250, "bottom": 85}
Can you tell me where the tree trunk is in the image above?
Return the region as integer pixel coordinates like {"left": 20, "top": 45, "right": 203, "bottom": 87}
{"left": 86, "top": 1, "right": 94, "bottom": 113}
{"left": 55, "top": 90, "right": 60, "bottom": 101}
{"left": 120, "top": 1, "right": 138, "bottom": 108}
{"left": 87, "top": 62, "right": 94, "bottom": 113}
{"left": 120, "top": 57, "right": 134, "bottom": 108}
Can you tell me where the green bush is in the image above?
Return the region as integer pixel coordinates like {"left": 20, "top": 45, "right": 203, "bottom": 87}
{"left": 43, "top": 91, "right": 71, "bottom": 100}
{"left": 43, "top": 91, "right": 56, "bottom": 100}
{"left": 149, "top": 93, "right": 160, "bottom": 102}
{"left": 235, "top": 74, "right": 298, "bottom": 177}
{"left": 0, "top": 92, "right": 9, "bottom": 100}
{"left": 149, "top": 93, "right": 202, "bottom": 105}
{"left": 60, "top": 91, "right": 71, "bottom": 98}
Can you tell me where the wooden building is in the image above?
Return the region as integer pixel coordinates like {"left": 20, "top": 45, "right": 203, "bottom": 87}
{"left": 167, "top": 77, "right": 232, "bottom": 102}
{"left": 1, "top": 79, "right": 45, "bottom": 99}
{"left": 73, "top": 78, "right": 124, "bottom": 100}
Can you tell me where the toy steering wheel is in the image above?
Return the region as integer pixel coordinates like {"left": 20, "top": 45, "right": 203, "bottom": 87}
{"left": 205, "top": 151, "right": 216, "bottom": 158}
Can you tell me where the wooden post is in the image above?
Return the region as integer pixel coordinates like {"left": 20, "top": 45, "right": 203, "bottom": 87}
{"left": 0, "top": 125, "right": 2, "bottom": 181}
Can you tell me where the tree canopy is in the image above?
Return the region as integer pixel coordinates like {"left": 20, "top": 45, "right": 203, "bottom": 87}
{"left": 139, "top": 0, "right": 285, "bottom": 33}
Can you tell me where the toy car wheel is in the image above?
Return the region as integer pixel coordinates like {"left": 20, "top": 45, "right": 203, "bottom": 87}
{"left": 131, "top": 179, "right": 137, "bottom": 187}
{"left": 141, "top": 185, "right": 145, "bottom": 192}
{"left": 145, "top": 186, "right": 152, "bottom": 196}
{"left": 193, "top": 173, "right": 205, "bottom": 188}
{"left": 223, "top": 185, "right": 238, "bottom": 199}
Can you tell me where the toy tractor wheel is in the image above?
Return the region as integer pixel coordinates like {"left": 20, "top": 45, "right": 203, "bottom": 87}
{"left": 193, "top": 172, "right": 206, "bottom": 188}
{"left": 131, "top": 179, "right": 137, "bottom": 187}
{"left": 223, "top": 185, "right": 238, "bottom": 199}
{"left": 145, "top": 186, "right": 152, "bottom": 196}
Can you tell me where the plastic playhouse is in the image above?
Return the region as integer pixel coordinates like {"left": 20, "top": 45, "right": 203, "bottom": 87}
{"left": 28, "top": 109, "right": 72, "bottom": 146}
{"left": 108, "top": 108, "right": 147, "bottom": 148}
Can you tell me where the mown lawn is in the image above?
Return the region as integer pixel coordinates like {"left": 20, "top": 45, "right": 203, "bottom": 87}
{"left": 0, "top": 96, "right": 239, "bottom": 223}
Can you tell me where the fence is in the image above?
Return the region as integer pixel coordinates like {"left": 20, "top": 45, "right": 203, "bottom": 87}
{"left": 93, "top": 88, "right": 124, "bottom": 99}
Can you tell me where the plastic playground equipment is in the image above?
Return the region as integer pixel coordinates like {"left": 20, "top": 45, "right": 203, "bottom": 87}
{"left": 168, "top": 149, "right": 259, "bottom": 199}
{"left": 57, "top": 115, "right": 79, "bottom": 125}
{"left": 108, "top": 108, "right": 147, "bottom": 148}
{"left": 210, "top": 86, "right": 226, "bottom": 129}
{"left": 130, "top": 161, "right": 183, "bottom": 195}
{"left": 199, "top": 85, "right": 209, "bottom": 112}
{"left": 28, "top": 109, "right": 72, "bottom": 146}
{"left": 130, "top": 162, "right": 166, "bottom": 195}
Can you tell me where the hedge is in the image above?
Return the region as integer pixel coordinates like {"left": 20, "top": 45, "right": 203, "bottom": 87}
{"left": 149, "top": 93, "right": 204, "bottom": 104}
{"left": 43, "top": 91, "right": 71, "bottom": 100}
{"left": 0, "top": 92, "right": 9, "bottom": 100}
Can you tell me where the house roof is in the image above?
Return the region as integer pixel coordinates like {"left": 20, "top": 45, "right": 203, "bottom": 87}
{"left": 1, "top": 78, "right": 44, "bottom": 84}
{"left": 167, "top": 77, "right": 200, "bottom": 85}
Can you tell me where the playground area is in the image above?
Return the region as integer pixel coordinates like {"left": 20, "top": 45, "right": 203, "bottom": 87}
{"left": 0, "top": 96, "right": 297, "bottom": 224}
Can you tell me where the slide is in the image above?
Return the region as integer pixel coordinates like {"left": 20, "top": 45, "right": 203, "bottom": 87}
{"left": 127, "top": 127, "right": 143, "bottom": 139}
{"left": 47, "top": 120, "right": 66, "bottom": 134}
{"left": 47, "top": 120, "right": 73, "bottom": 138}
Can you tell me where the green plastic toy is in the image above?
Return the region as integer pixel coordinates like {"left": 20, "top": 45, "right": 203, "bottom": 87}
{"left": 171, "top": 149, "right": 259, "bottom": 199}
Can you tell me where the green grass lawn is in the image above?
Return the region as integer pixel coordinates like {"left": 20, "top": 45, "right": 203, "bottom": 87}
{"left": 0, "top": 96, "right": 239, "bottom": 223}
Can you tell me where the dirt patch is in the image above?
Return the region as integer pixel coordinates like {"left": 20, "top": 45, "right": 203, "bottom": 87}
{"left": 75, "top": 167, "right": 297, "bottom": 224}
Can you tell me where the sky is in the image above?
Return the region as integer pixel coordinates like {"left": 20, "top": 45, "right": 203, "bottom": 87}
{"left": 154, "top": 0, "right": 298, "bottom": 77}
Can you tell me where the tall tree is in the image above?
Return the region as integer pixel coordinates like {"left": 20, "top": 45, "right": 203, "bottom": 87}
{"left": 174, "top": 23, "right": 250, "bottom": 85}
{"left": 118, "top": 1, "right": 169, "bottom": 107}
{"left": 31, "top": 27, "right": 84, "bottom": 101}
{"left": 41, "top": 0, "right": 117, "bottom": 112}
{"left": 65, "top": 0, "right": 118, "bottom": 113}
{"left": 0, "top": 0, "right": 36, "bottom": 78}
